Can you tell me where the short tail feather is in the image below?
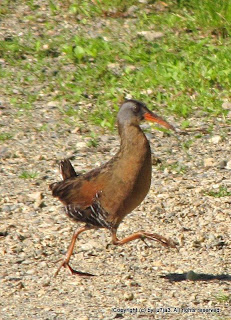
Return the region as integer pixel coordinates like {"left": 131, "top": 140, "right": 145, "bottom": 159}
{"left": 49, "top": 159, "right": 77, "bottom": 195}
{"left": 60, "top": 159, "right": 77, "bottom": 180}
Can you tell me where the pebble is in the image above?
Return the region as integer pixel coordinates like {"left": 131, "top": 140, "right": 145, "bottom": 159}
{"left": 39, "top": 261, "right": 48, "bottom": 268}
{"left": 209, "top": 135, "right": 222, "bottom": 144}
{"left": 203, "top": 157, "right": 215, "bottom": 167}
{"left": 76, "top": 141, "right": 88, "bottom": 149}
{"left": 138, "top": 31, "right": 164, "bottom": 41}
{"left": 28, "top": 192, "right": 43, "bottom": 200}
{"left": 124, "top": 292, "right": 134, "bottom": 301}
{"left": 80, "top": 240, "right": 99, "bottom": 251}
{"left": 47, "top": 101, "right": 59, "bottom": 108}
{"left": 218, "top": 160, "right": 227, "bottom": 169}
{"left": 127, "top": 5, "right": 139, "bottom": 14}
{"left": 222, "top": 101, "right": 231, "bottom": 109}
{"left": 26, "top": 269, "right": 36, "bottom": 275}
{"left": 226, "top": 160, "right": 231, "bottom": 169}
{"left": 40, "top": 276, "right": 51, "bottom": 287}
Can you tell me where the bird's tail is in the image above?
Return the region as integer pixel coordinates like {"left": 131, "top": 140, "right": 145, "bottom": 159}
{"left": 49, "top": 159, "right": 77, "bottom": 196}
{"left": 59, "top": 159, "right": 77, "bottom": 180}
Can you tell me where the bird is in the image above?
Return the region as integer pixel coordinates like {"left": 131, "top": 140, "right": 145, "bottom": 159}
{"left": 50, "top": 99, "right": 176, "bottom": 277}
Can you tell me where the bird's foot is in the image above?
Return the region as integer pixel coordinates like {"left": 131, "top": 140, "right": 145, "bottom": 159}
{"left": 141, "top": 232, "right": 177, "bottom": 248}
{"left": 112, "top": 231, "right": 177, "bottom": 248}
{"left": 54, "top": 259, "right": 95, "bottom": 277}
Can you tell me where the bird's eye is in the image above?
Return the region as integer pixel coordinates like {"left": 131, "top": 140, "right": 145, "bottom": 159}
{"left": 133, "top": 105, "right": 140, "bottom": 113}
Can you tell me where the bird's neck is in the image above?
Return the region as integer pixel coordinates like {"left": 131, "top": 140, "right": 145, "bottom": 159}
{"left": 118, "top": 123, "right": 150, "bottom": 156}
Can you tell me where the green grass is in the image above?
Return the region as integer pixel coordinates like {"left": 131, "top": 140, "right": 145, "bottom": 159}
{"left": 158, "top": 161, "right": 187, "bottom": 174}
{"left": 215, "top": 293, "right": 231, "bottom": 304}
{"left": 0, "top": 133, "right": 13, "bottom": 141}
{"left": 1, "top": 0, "right": 231, "bottom": 129}
{"left": 67, "top": 0, "right": 138, "bottom": 17}
{"left": 205, "top": 186, "right": 231, "bottom": 198}
{"left": 177, "top": 0, "right": 231, "bottom": 37}
{"left": 19, "top": 171, "right": 39, "bottom": 179}
{"left": 87, "top": 132, "right": 99, "bottom": 148}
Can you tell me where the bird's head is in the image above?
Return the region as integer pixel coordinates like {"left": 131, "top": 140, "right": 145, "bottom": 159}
{"left": 117, "top": 99, "right": 175, "bottom": 131}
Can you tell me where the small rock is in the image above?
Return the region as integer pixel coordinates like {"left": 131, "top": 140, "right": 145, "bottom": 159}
{"left": 71, "top": 127, "right": 81, "bottom": 134}
{"left": 127, "top": 5, "right": 139, "bottom": 14}
{"left": 28, "top": 192, "right": 45, "bottom": 209}
{"left": 107, "top": 62, "right": 120, "bottom": 70}
{"left": 40, "top": 276, "right": 51, "bottom": 287}
{"left": 138, "top": 31, "right": 164, "bottom": 41}
{"left": 152, "top": 260, "right": 163, "bottom": 267}
{"left": 0, "top": 147, "right": 10, "bottom": 159}
{"left": 82, "top": 239, "right": 101, "bottom": 253}
{"left": 209, "top": 135, "right": 222, "bottom": 144}
{"left": 226, "top": 160, "right": 231, "bottom": 170}
{"left": 124, "top": 292, "right": 134, "bottom": 301}
{"left": 28, "top": 192, "right": 43, "bottom": 201}
{"left": 125, "top": 65, "right": 136, "bottom": 73}
{"left": 222, "top": 101, "right": 231, "bottom": 109}
{"left": 154, "top": 1, "right": 168, "bottom": 11}
{"left": 204, "top": 158, "right": 215, "bottom": 167}
{"left": 34, "top": 200, "right": 46, "bottom": 209}
{"left": 39, "top": 261, "right": 47, "bottom": 268}
{"left": 218, "top": 160, "right": 227, "bottom": 169}
{"left": 2, "top": 205, "right": 12, "bottom": 212}
{"left": 16, "top": 282, "right": 25, "bottom": 290}
{"left": 47, "top": 101, "right": 59, "bottom": 108}
{"left": 76, "top": 141, "right": 88, "bottom": 149}
{"left": 42, "top": 44, "right": 49, "bottom": 50}
{"left": 26, "top": 269, "right": 36, "bottom": 275}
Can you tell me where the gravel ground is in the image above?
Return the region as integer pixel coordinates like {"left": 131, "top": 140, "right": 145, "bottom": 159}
{"left": 1, "top": 103, "right": 231, "bottom": 319}
{"left": 1, "top": 3, "right": 231, "bottom": 320}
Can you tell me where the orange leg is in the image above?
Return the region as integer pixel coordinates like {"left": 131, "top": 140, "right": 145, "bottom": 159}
{"left": 112, "top": 231, "right": 176, "bottom": 248}
{"left": 54, "top": 226, "right": 94, "bottom": 277}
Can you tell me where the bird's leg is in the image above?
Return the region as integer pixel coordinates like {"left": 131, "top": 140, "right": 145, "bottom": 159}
{"left": 111, "top": 230, "right": 176, "bottom": 248}
{"left": 54, "top": 226, "right": 94, "bottom": 277}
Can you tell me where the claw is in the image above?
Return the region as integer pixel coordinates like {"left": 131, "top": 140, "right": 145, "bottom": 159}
{"left": 140, "top": 236, "right": 151, "bottom": 247}
{"left": 144, "top": 233, "right": 177, "bottom": 248}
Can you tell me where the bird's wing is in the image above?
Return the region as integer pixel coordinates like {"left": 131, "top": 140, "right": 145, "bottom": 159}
{"left": 49, "top": 159, "right": 113, "bottom": 228}
{"left": 49, "top": 159, "right": 106, "bottom": 208}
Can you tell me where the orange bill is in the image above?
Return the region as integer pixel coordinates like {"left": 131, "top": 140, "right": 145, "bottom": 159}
{"left": 144, "top": 111, "right": 175, "bottom": 131}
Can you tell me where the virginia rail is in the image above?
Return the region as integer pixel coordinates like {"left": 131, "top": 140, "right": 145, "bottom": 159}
{"left": 50, "top": 99, "right": 176, "bottom": 277}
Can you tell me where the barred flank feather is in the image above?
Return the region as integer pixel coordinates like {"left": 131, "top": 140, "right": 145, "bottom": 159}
{"left": 65, "top": 194, "right": 112, "bottom": 229}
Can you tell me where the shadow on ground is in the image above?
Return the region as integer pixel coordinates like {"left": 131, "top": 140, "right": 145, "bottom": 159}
{"left": 160, "top": 271, "right": 231, "bottom": 282}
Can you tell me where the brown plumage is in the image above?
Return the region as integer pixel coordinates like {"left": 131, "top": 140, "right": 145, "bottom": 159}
{"left": 50, "top": 99, "right": 176, "bottom": 277}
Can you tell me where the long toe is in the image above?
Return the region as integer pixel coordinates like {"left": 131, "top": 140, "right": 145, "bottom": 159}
{"left": 144, "top": 233, "right": 177, "bottom": 248}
